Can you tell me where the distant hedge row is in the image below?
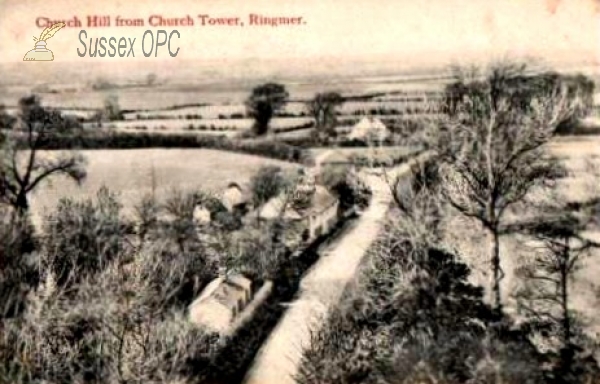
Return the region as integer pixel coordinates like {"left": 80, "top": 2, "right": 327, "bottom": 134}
{"left": 14, "top": 132, "right": 306, "bottom": 163}
{"left": 279, "top": 136, "right": 401, "bottom": 148}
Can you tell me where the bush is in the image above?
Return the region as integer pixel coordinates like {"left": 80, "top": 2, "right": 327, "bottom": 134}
{"left": 42, "top": 187, "right": 127, "bottom": 288}
{"left": 0, "top": 259, "right": 220, "bottom": 384}
{"left": 0, "top": 209, "right": 39, "bottom": 318}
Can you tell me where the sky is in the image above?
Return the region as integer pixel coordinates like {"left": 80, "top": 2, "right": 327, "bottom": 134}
{"left": 0, "top": 0, "right": 599, "bottom": 67}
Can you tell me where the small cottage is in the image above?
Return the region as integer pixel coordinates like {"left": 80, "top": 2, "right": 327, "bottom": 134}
{"left": 188, "top": 274, "right": 253, "bottom": 334}
{"left": 257, "top": 184, "right": 339, "bottom": 243}
{"left": 348, "top": 116, "right": 390, "bottom": 142}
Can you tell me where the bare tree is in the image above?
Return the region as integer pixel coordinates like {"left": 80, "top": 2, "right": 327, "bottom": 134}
{"left": 0, "top": 95, "right": 86, "bottom": 216}
{"left": 512, "top": 203, "right": 600, "bottom": 383}
{"left": 515, "top": 213, "right": 600, "bottom": 345}
{"left": 435, "top": 61, "right": 582, "bottom": 311}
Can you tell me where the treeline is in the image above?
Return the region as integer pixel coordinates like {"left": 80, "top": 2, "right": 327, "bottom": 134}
{"left": 9, "top": 131, "right": 306, "bottom": 163}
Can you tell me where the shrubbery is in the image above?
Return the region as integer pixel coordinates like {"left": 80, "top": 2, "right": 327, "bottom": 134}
{"left": 296, "top": 226, "right": 553, "bottom": 384}
{"left": 0, "top": 187, "right": 229, "bottom": 384}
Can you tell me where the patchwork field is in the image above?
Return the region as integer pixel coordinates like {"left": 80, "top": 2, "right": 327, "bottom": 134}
{"left": 28, "top": 149, "right": 300, "bottom": 227}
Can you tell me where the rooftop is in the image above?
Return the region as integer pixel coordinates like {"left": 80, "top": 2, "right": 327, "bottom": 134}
{"left": 258, "top": 185, "right": 338, "bottom": 220}
{"left": 195, "top": 274, "right": 253, "bottom": 310}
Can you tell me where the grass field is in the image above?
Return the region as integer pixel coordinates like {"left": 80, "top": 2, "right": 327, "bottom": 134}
{"left": 28, "top": 149, "right": 300, "bottom": 227}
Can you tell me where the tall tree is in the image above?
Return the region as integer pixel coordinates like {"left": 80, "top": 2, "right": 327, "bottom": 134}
{"left": 245, "top": 83, "right": 289, "bottom": 136}
{"left": 307, "top": 92, "right": 343, "bottom": 143}
{"left": 436, "top": 62, "right": 584, "bottom": 311}
{"left": 0, "top": 95, "right": 86, "bottom": 216}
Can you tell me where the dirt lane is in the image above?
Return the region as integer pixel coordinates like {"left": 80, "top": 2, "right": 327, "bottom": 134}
{"left": 242, "top": 152, "right": 433, "bottom": 384}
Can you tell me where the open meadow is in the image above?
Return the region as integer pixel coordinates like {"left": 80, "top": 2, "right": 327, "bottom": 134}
{"left": 28, "top": 148, "right": 300, "bottom": 228}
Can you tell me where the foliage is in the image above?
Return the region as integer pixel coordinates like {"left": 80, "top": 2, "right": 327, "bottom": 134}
{"left": 297, "top": 215, "right": 555, "bottom": 384}
{"left": 0, "top": 259, "right": 219, "bottom": 384}
{"left": 552, "top": 74, "right": 595, "bottom": 135}
{"left": 103, "top": 94, "right": 123, "bottom": 121}
{"left": 42, "top": 187, "right": 127, "bottom": 288}
{"left": 435, "top": 62, "right": 578, "bottom": 310}
{"left": 13, "top": 132, "right": 306, "bottom": 163}
{"left": 245, "top": 83, "right": 289, "bottom": 136}
{"left": 386, "top": 157, "right": 443, "bottom": 246}
{"left": 307, "top": 92, "right": 344, "bottom": 144}
{"left": 511, "top": 204, "right": 600, "bottom": 383}
{"left": 0, "top": 187, "right": 223, "bottom": 384}
{"left": 0, "top": 95, "right": 87, "bottom": 215}
{"left": 224, "top": 224, "right": 288, "bottom": 281}
{"left": 249, "top": 165, "right": 289, "bottom": 209}
{"left": 320, "top": 164, "right": 371, "bottom": 213}
{"left": 0, "top": 208, "right": 38, "bottom": 318}
{"left": 0, "top": 104, "right": 17, "bottom": 129}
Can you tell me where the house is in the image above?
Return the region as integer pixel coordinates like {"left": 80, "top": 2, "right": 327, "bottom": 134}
{"left": 347, "top": 116, "right": 390, "bottom": 142}
{"left": 221, "top": 182, "right": 252, "bottom": 215}
{"left": 188, "top": 274, "right": 253, "bottom": 334}
{"left": 257, "top": 181, "right": 339, "bottom": 243}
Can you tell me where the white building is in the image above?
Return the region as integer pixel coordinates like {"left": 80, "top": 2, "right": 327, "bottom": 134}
{"left": 188, "top": 274, "right": 253, "bottom": 335}
{"left": 348, "top": 117, "right": 390, "bottom": 142}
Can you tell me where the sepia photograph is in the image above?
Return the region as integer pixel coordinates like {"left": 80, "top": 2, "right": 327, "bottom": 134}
{"left": 1, "top": 0, "right": 600, "bottom": 383}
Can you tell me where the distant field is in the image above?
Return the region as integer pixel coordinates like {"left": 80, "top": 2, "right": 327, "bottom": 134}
{"left": 28, "top": 149, "right": 300, "bottom": 227}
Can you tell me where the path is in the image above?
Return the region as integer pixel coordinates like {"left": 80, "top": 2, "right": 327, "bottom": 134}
{"left": 242, "top": 152, "right": 434, "bottom": 384}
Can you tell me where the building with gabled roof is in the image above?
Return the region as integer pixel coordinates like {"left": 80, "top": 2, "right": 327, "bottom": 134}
{"left": 348, "top": 116, "right": 390, "bottom": 141}
{"left": 256, "top": 182, "right": 339, "bottom": 243}
{"left": 188, "top": 274, "right": 253, "bottom": 334}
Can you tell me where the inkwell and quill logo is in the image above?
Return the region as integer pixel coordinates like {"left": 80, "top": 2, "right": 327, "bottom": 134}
{"left": 23, "top": 22, "right": 65, "bottom": 61}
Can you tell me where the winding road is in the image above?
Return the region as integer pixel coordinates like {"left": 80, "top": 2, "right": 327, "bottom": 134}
{"left": 242, "top": 152, "right": 433, "bottom": 384}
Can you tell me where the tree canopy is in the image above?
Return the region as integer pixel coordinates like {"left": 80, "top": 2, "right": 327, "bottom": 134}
{"left": 245, "top": 83, "right": 289, "bottom": 136}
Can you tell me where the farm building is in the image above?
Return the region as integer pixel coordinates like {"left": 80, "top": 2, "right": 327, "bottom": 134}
{"left": 348, "top": 117, "right": 390, "bottom": 141}
{"left": 256, "top": 181, "right": 339, "bottom": 243}
{"left": 188, "top": 274, "right": 254, "bottom": 334}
